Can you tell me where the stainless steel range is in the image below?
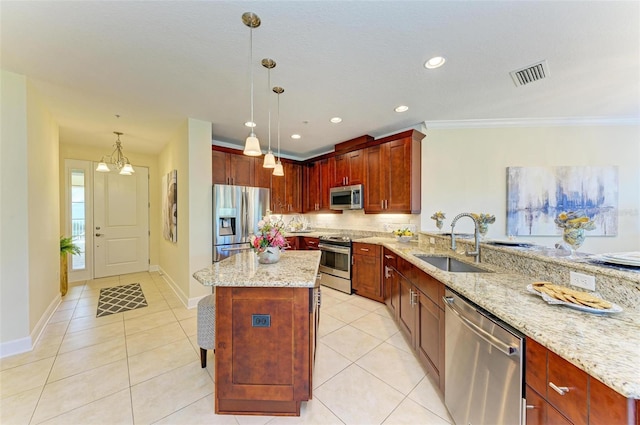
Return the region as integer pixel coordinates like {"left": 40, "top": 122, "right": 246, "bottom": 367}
{"left": 318, "top": 234, "right": 352, "bottom": 294}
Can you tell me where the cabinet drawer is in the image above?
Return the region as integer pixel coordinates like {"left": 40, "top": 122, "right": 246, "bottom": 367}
{"left": 589, "top": 376, "right": 634, "bottom": 425}
{"left": 414, "top": 269, "right": 443, "bottom": 308}
{"left": 383, "top": 248, "right": 397, "bottom": 269}
{"left": 547, "top": 350, "right": 588, "bottom": 425}
{"left": 353, "top": 243, "right": 380, "bottom": 257}
{"left": 525, "top": 385, "right": 546, "bottom": 425}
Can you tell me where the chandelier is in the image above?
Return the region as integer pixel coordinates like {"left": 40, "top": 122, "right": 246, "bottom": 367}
{"left": 95, "top": 132, "right": 135, "bottom": 175}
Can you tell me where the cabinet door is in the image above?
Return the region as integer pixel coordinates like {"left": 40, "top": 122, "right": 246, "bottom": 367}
{"left": 229, "top": 154, "right": 254, "bottom": 186}
{"left": 364, "top": 144, "right": 385, "bottom": 212}
{"left": 318, "top": 158, "right": 333, "bottom": 210}
{"left": 333, "top": 154, "right": 349, "bottom": 186}
{"left": 351, "top": 244, "right": 382, "bottom": 302}
{"left": 386, "top": 138, "right": 412, "bottom": 212}
{"left": 286, "top": 236, "right": 299, "bottom": 250}
{"left": 525, "top": 337, "right": 548, "bottom": 397}
{"left": 547, "top": 350, "right": 588, "bottom": 425}
{"left": 285, "top": 163, "right": 302, "bottom": 213}
{"left": 271, "top": 171, "right": 287, "bottom": 213}
{"left": 383, "top": 249, "right": 398, "bottom": 317}
{"left": 589, "top": 377, "right": 634, "bottom": 425}
{"left": 347, "top": 149, "right": 364, "bottom": 185}
{"left": 416, "top": 291, "right": 444, "bottom": 392}
{"left": 303, "top": 162, "right": 320, "bottom": 212}
{"left": 397, "top": 275, "right": 415, "bottom": 343}
{"left": 212, "top": 150, "right": 229, "bottom": 184}
{"left": 254, "top": 158, "right": 273, "bottom": 189}
{"left": 525, "top": 386, "right": 548, "bottom": 425}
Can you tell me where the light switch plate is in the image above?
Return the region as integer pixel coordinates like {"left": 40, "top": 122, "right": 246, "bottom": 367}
{"left": 570, "top": 271, "right": 596, "bottom": 291}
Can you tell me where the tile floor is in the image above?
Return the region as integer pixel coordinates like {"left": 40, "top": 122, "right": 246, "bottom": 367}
{"left": 1, "top": 271, "right": 453, "bottom": 425}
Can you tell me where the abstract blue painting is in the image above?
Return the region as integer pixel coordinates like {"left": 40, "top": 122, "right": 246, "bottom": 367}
{"left": 506, "top": 166, "right": 618, "bottom": 236}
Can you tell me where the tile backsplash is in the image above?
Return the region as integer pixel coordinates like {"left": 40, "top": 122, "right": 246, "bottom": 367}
{"left": 281, "top": 210, "right": 419, "bottom": 234}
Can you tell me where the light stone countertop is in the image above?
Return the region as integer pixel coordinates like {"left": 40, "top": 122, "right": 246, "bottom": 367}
{"left": 193, "top": 250, "right": 321, "bottom": 288}
{"left": 355, "top": 237, "right": 640, "bottom": 399}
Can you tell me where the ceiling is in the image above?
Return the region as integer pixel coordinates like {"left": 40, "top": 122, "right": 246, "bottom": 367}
{"left": 2, "top": 1, "right": 639, "bottom": 160}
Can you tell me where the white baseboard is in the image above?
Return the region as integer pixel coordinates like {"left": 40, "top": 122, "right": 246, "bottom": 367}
{"left": 0, "top": 294, "right": 61, "bottom": 358}
{"left": 157, "top": 267, "right": 209, "bottom": 310}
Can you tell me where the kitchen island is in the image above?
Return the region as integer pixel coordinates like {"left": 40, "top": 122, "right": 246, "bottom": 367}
{"left": 193, "top": 250, "right": 321, "bottom": 416}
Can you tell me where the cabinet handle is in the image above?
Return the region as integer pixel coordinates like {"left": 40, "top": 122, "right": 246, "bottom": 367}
{"left": 409, "top": 289, "right": 415, "bottom": 307}
{"left": 381, "top": 200, "right": 384, "bottom": 209}
{"left": 384, "top": 265, "right": 390, "bottom": 278}
{"left": 360, "top": 248, "right": 370, "bottom": 252}
{"left": 384, "top": 255, "right": 395, "bottom": 260}
{"left": 549, "top": 382, "right": 570, "bottom": 396}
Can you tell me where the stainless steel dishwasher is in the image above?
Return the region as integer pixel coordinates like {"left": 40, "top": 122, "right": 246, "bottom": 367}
{"left": 443, "top": 289, "right": 525, "bottom": 425}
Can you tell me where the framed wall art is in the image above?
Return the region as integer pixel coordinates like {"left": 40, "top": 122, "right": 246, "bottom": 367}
{"left": 506, "top": 166, "right": 618, "bottom": 236}
{"left": 162, "top": 169, "right": 177, "bottom": 242}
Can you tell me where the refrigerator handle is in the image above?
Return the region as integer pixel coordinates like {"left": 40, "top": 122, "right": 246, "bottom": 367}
{"left": 242, "top": 190, "right": 248, "bottom": 239}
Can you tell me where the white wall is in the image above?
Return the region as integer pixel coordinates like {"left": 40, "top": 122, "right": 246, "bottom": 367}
{"left": 420, "top": 124, "right": 640, "bottom": 253}
{"left": 0, "top": 70, "right": 60, "bottom": 356}
{"left": 0, "top": 71, "right": 31, "bottom": 353}
{"left": 158, "top": 118, "right": 211, "bottom": 307}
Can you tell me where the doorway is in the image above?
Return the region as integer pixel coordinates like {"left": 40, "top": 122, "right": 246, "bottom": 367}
{"left": 64, "top": 159, "right": 150, "bottom": 281}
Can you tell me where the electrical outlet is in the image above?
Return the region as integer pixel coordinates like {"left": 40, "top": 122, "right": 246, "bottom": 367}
{"left": 570, "top": 271, "right": 596, "bottom": 291}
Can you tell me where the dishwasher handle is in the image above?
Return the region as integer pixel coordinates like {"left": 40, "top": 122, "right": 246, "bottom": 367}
{"left": 443, "top": 296, "right": 519, "bottom": 356}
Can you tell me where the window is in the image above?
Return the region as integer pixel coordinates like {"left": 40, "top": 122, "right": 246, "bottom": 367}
{"left": 70, "top": 169, "right": 86, "bottom": 270}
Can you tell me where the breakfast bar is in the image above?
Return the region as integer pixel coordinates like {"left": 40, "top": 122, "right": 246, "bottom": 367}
{"left": 193, "top": 250, "right": 322, "bottom": 416}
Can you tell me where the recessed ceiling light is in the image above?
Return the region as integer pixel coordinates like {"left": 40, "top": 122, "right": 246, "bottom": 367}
{"left": 394, "top": 105, "right": 409, "bottom": 113}
{"left": 291, "top": 134, "right": 301, "bottom": 139}
{"left": 244, "top": 121, "right": 256, "bottom": 128}
{"left": 424, "top": 56, "right": 446, "bottom": 69}
{"left": 330, "top": 117, "right": 342, "bottom": 124}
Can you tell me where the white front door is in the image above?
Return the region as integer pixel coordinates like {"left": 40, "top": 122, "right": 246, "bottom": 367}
{"left": 94, "top": 167, "right": 149, "bottom": 278}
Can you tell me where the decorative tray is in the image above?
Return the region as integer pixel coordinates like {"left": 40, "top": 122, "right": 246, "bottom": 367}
{"left": 591, "top": 252, "right": 640, "bottom": 267}
{"left": 526, "top": 284, "right": 622, "bottom": 315}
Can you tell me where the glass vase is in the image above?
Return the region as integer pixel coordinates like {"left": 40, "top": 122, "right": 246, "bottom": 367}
{"left": 478, "top": 223, "right": 489, "bottom": 240}
{"left": 562, "top": 228, "right": 585, "bottom": 259}
{"left": 257, "top": 247, "right": 281, "bottom": 264}
{"left": 435, "top": 219, "right": 443, "bottom": 230}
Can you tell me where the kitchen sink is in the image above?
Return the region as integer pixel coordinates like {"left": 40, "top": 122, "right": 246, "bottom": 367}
{"left": 413, "top": 255, "right": 491, "bottom": 273}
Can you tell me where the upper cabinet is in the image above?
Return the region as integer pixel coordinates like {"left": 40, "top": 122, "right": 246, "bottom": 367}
{"left": 212, "top": 149, "right": 254, "bottom": 186}
{"left": 332, "top": 149, "right": 364, "bottom": 187}
{"left": 365, "top": 130, "right": 423, "bottom": 214}
{"left": 272, "top": 161, "right": 302, "bottom": 214}
{"left": 303, "top": 158, "right": 335, "bottom": 213}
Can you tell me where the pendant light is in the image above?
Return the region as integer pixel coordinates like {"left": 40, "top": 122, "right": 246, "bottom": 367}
{"left": 272, "top": 86, "right": 285, "bottom": 177}
{"left": 261, "top": 58, "right": 276, "bottom": 168}
{"left": 242, "top": 12, "right": 262, "bottom": 157}
{"left": 96, "top": 131, "right": 135, "bottom": 175}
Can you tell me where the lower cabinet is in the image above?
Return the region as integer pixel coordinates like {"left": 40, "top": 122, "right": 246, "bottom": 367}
{"left": 384, "top": 253, "right": 445, "bottom": 392}
{"left": 525, "top": 337, "right": 637, "bottom": 425}
{"left": 351, "top": 243, "right": 383, "bottom": 302}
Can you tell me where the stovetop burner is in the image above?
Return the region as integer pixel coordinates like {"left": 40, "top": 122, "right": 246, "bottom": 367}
{"left": 319, "top": 234, "right": 353, "bottom": 246}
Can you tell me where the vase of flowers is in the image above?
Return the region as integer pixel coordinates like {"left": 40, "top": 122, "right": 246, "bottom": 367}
{"left": 471, "top": 213, "right": 495, "bottom": 240}
{"left": 251, "top": 215, "right": 287, "bottom": 264}
{"left": 430, "top": 211, "right": 446, "bottom": 230}
{"left": 554, "top": 211, "right": 595, "bottom": 258}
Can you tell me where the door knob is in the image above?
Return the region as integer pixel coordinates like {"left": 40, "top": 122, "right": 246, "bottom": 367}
{"left": 95, "top": 233, "right": 103, "bottom": 237}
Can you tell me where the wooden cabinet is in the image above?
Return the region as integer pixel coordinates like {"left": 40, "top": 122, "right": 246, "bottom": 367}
{"left": 272, "top": 161, "right": 302, "bottom": 213}
{"left": 364, "top": 130, "right": 423, "bottom": 213}
{"left": 253, "top": 157, "right": 273, "bottom": 189}
{"left": 215, "top": 286, "right": 315, "bottom": 416}
{"left": 303, "top": 159, "right": 335, "bottom": 212}
{"left": 285, "top": 236, "right": 299, "bottom": 251}
{"left": 301, "top": 237, "right": 320, "bottom": 251}
{"left": 212, "top": 149, "right": 255, "bottom": 186}
{"left": 383, "top": 248, "right": 399, "bottom": 317}
{"left": 351, "top": 243, "right": 382, "bottom": 302}
{"left": 525, "top": 337, "right": 637, "bottom": 425}
{"left": 384, "top": 255, "right": 445, "bottom": 392}
{"left": 332, "top": 149, "right": 364, "bottom": 187}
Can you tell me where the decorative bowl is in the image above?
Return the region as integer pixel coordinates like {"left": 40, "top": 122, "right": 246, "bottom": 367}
{"left": 395, "top": 235, "right": 412, "bottom": 243}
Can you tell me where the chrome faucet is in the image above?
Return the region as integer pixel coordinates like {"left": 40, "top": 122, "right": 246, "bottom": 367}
{"left": 450, "top": 213, "right": 481, "bottom": 263}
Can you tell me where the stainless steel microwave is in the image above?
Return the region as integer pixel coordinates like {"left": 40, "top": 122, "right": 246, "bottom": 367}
{"left": 330, "top": 184, "right": 364, "bottom": 210}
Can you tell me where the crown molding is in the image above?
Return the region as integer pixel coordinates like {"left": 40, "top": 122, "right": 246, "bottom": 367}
{"left": 423, "top": 116, "right": 640, "bottom": 130}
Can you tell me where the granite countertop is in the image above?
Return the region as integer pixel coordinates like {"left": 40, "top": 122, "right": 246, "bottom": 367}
{"left": 357, "top": 237, "right": 640, "bottom": 399}
{"left": 193, "top": 250, "right": 321, "bottom": 288}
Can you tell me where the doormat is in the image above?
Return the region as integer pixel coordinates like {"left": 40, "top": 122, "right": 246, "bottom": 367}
{"left": 96, "top": 283, "right": 148, "bottom": 317}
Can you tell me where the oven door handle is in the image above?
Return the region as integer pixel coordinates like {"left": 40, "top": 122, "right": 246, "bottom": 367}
{"left": 443, "top": 296, "right": 518, "bottom": 356}
{"left": 318, "top": 243, "right": 351, "bottom": 255}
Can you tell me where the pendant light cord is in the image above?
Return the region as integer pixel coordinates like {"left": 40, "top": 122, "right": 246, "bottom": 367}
{"left": 249, "top": 27, "right": 254, "bottom": 130}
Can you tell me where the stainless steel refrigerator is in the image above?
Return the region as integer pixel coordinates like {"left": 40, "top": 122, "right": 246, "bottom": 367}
{"left": 213, "top": 184, "right": 270, "bottom": 262}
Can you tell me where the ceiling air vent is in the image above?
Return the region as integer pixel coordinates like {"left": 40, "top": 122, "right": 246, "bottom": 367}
{"left": 510, "top": 60, "right": 549, "bottom": 87}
